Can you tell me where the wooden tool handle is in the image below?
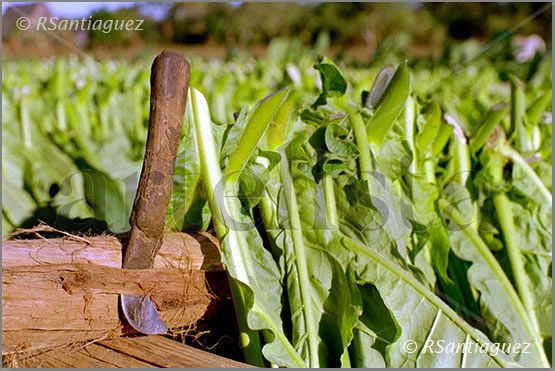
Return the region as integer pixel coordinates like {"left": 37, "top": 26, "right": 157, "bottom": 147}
{"left": 123, "top": 51, "right": 190, "bottom": 269}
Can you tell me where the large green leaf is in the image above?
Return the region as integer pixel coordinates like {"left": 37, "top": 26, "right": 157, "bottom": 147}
{"left": 75, "top": 158, "right": 128, "bottom": 233}
{"left": 280, "top": 139, "right": 361, "bottom": 367}
{"left": 2, "top": 168, "right": 36, "bottom": 229}
{"left": 22, "top": 125, "right": 93, "bottom": 220}
{"left": 342, "top": 236, "right": 518, "bottom": 368}
{"left": 166, "top": 113, "right": 210, "bottom": 231}
{"left": 189, "top": 87, "right": 305, "bottom": 367}
{"left": 439, "top": 192, "right": 550, "bottom": 367}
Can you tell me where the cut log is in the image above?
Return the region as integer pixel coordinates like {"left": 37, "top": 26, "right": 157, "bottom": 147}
{"left": 2, "top": 232, "right": 229, "bottom": 355}
{"left": 5, "top": 335, "right": 252, "bottom": 368}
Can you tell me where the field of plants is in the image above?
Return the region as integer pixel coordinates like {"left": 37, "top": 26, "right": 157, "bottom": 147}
{"left": 2, "top": 38, "right": 552, "bottom": 367}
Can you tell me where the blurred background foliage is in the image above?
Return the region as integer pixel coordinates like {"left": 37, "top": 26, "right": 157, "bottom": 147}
{"left": 2, "top": 2, "right": 552, "bottom": 234}
{"left": 3, "top": 2, "right": 552, "bottom": 61}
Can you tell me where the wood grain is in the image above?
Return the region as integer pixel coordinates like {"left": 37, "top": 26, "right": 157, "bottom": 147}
{"left": 5, "top": 335, "right": 251, "bottom": 368}
{"left": 2, "top": 232, "right": 229, "bottom": 355}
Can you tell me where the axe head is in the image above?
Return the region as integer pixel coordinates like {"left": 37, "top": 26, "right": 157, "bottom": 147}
{"left": 121, "top": 294, "right": 168, "bottom": 334}
{"left": 120, "top": 51, "right": 189, "bottom": 336}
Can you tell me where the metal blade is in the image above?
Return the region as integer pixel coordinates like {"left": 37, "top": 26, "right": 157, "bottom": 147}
{"left": 121, "top": 294, "right": 168, "bottom": 335}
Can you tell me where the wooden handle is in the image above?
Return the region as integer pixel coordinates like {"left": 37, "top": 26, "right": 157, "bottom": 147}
{"left": 123, "top": 51, "right": 190, "bottom": 269}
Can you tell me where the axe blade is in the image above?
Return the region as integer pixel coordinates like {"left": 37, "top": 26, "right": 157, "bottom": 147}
{"left": 121, "top": 294, "right": 168, "bottom": 335}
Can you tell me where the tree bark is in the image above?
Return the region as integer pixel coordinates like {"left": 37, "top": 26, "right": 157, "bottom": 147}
{"left": 2, "top": 232, "right": 229, "bottom": 355}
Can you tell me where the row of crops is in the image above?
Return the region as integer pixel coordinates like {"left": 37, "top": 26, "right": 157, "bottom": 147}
{"left": 2, "top": 39, "right": 552, "bottom": 367}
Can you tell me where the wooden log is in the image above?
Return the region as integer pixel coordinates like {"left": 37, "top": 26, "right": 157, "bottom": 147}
{"left": 2, "top": 232, "right": 229, "bottom": 355}
{"left": 5, "top": 335, "right": 252, "bottom": 368}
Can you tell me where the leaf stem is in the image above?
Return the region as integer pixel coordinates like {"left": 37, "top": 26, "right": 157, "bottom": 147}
{"left": 348, "top": 108, "right": 374, "bottom": 179}
{"left": 323, "top": 174, "right": 338, "bottom": 229}
{"left": 404, "top": 95, "right": 420, "bottom": 174}
{"left": 19, "top": 95, "right": 32, "bottom": 149}
{"left": 191, "top": 88, "right": 306, "bottom": 368}
{"left": 190, "top": 89, "right": 265, "bottom": 366}
{"left": 424, "top": 158, "right": 436, "bottom": 184}
{"left": 499, "top": 145, "right": 552, "bottom": 204}
{"left": 493, "top": 192, "right": 542, "bottom": 335}
{"left": 438, "top": 198, "right": 549, "bottom": 367}
{"left": 489, "top": 152, "right": 545, "bottom": 364}
{"left": 280, "top": 151, "right": 320, "bottom": 368}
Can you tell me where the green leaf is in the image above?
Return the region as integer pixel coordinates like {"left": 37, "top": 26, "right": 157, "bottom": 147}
{"left": 376, "top": 139, "right": 412, "bottom": 181}
{"left": 526, "top": 90, "right": 552, "bottom": 125}
{"left": 312, "top": 56, "right": 347, "bottom": 108}
{"left": 76, "top": 158, "right": 128, "bottom": 233}
{"left": 324, "top": 122, "right": 359, "bottom": 158}
{"left": 166, "top": 119, "right": 209, "bottom": 231}
{"left": 365, "top": 65, "right": 395, "bottom": 109}
{"left": 408, "top": 175, "right": 451, "bottom": 284}
{"left": 439, "top": 194, "right": 550, "bottom": 367}
{"left": 225, "top": 89, "right": 290, "bottom": 179}
{"left": 470, "top": 103, "right": 509, "bottom": 156}
{"left": 266, "top": 95, "right": 293, "bottom": 151}
{"left": 367, "top": 62, "right": 411, "bottom": 148}
{"left": 2, "top": 167, "right": 36, "bottom": 229}
{"left": 280, "top": 144, "right": 361, "bottom": 367}
{"left": 431, "top": 123, "right": 454, "bottom": 157}
{"left": 416, "top": 100, "right": 442, "bottom": 155}
{"left": 189, "top": 88, "right": 305, "bottom": 367}
{"left": 342, "top": 236, "right": 518, "bottom": 368}
{"left": 509, "top": 201, "right": 552, "bottom": 339}
{"left": 22, "top": 127, "right": 93, "bottom": 220}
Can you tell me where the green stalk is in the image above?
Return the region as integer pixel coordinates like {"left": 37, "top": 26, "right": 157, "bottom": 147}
{"left": 526, "top": 90, "right": 552, "bottom": 125}
{"left": 510, "top": 75, "right": 535, "bottom": 153}
{"left": 452, "top": 131, "right": 471, "bottom": 185}
{"left": 323, "top": 174, "right": 338, "bottom": 229}
{"left": 280, "top": 151, "right": 320, "bottom": 368}
{"left": 423, "top": 159, "right": 436, "bottom": 184}
{"left": 348, "top": 108, "right": 378, "bottom": 203}
{"left": 19, "top": 95, "right": 32, "bottom": 149}
{"left": 438, "top": 198, "right": 550, "bottom": 367}
{"left": 346, "top": 107, "right": 374, "bottom": 179}
{"left": 404, "top": 95, "right": 420, "bottom": 174}
{"left": 445, "top": 115, "right": 479, "bottom": 230}
{"left": 190, "top": 89, "right": 264, "bottom": 366}
{"left": 489, "top": 151, "right": 544, "bottom": 353}
{"left": 499, "top": 144, "right": 552, "bottom": 204}
{"left": 470, "top": 103, "right": 508, "bottom": 156}
{"left": 493, "top": 192, "right": 542, "bottom": 335}
{"left": 56, "top": 99, "right": 68, "bottom": 132}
